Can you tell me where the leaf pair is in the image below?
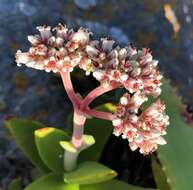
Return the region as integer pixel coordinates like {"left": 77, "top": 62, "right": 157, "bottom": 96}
{"left": 6, "top": 103, "right": 115, "bottom": 174}
{"left": 6, "top": 118, "right": 118, "bottom": 187}
{"left": 6, "top": 103, "right": 155, "bottom": 190}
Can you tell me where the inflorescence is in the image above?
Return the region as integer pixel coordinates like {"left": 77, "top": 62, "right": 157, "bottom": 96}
{"left": 15, "top": 24, "right": 169, "bottom": 154}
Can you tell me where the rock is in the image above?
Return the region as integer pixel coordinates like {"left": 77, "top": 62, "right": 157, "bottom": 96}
{"left": 74, "top": 0, "right": 98, "bottom": 10}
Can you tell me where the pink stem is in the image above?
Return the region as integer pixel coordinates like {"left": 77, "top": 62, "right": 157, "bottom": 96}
{"left": 85, "top": 109, "right": 116, "bottom": 121}
{"left": 60, "top": 72, "right": 119, "bottom": 148}
{"left": 71, "top": 109, "right": 86, "bottom": 148}
{"left": 60, "top": 71, "right": 81, "bottom": 108}
{"left": 60, "top": 71, "right": 86, "bottom": 148}
{"left": 81, "top": 83, "right": 120, "bottom": 109}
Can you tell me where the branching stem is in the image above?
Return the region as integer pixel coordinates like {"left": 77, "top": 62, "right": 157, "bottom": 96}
{"left": 81, "top": 83, "right": 120, "bottom": 109}
{"left": 60, "top": 72, "right": 119, "bottom": 171}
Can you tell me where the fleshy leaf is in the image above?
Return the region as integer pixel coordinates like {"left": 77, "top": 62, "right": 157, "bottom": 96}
{"left": 155, "top": 79, "right": 193, "bottom": 190}
{"left": 7, "top": 177, "right": 22, "bottom": 190}
{"left": 79, "top": 103, "right": 115, "bottom": 162}
{"left": 60, "top": 141, "right": 78, "bottom": 153}
{"left": 151, "top": 156, "right": 171, "bottom": 190}
{"left": 5, "top": 118, "right": 50, "bottom": 172}
{"left": 81, "top": 179, "right": 155, "bottom": 190}
{"left": 35, "top": 127, "right": 70, "bottom": 173}
{"left": 64, "top": 161, "right": 117, "bottom": 185}
{"left": 24, "top": 173, "right": 79, "bottom": 190}
{"left": 80, "top": 135, "right": 95, "bottom": 152}
{"left": 60, "top": 135, "right": 95, "bottom": 153}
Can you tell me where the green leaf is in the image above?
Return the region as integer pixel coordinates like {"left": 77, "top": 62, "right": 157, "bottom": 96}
{"left": 155, "top": 79, "right": 193, "bottom": 190}
{"left": 35, "top": 127, "right": 70, "bottom": 173}
{"left": 5, "top": 118, "right": 50, "bottom": 172}
{"left": 64, "top": 161, "right": 117, "bottom": 185}
{"left": 60, "top": 135, "right": 96, "bottom": 171}
{"left": 79, "top": 135, "right": 95, "bottom": 152}
{"left": 31, "top": 168, "right": 45, "bottom": 181}
{"left": 151, "top": 156, "right": 171, "bottom": 190}
{"left": 7, "top": 177, "right": 22, "bottom": 190}
{"left": 60, "top": 135, "right": 95, "bottom": 153}
{"left": 24, "top": 173, "right": 79, "bottom": 190}
{"left": 79, "top": 103, "right": 115, "bottom": 162}
{"left": 81, "top": 179, "right": 155, "bottom": 190}
{"left": 60, "top": 141, "right": 78, "bottom": 153}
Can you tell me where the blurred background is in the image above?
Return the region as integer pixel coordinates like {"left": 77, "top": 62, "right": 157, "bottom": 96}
{"left": 0, "top": 0, "right": 193, "bottom": 189}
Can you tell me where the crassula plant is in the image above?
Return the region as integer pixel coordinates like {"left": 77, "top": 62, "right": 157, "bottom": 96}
{"left": 7, "top": 24, "right": 170, "bottom": 190}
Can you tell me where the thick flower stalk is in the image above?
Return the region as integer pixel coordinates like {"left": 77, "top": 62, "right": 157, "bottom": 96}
{"left": 15, "top": 24, "right": 169, "bottom": 169}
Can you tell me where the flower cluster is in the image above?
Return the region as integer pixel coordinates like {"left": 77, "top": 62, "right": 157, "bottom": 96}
{"left": 16, "top": 24, "right": 162, "bottom": 97}
{"left": 15, "top": 24, "right": 169, "bottom": 154}
{"left": 16, "top": 24, "right": 91, "bottom": 73}
{"left": 113, "top": 93, "right": 169, "bottom": 154}
{"left": 86, "top": 42, "right": 162, "bottom": 97}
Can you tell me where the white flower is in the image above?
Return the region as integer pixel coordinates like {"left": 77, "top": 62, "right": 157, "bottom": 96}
{"left": 36, "top": 26, "right": 52, "bottom": 41}
{"left": 71, "top": 28, "right": 90, "bottom": 45}
{"left": 93, "top": 70, "right": 104, "bottom": 80}
{"left": 120, "top": 96, "right": 128, "bottom": 105}
{"left": 112, "top": 118, "right": 122, "bottom": 126}
{"left": 101, "top": 38, "right": 115, "bottom": 52}
{"left": 27, "top": 35, "right": 41, "bottom": 45}
{"left": 120, "top": 73, "right": 128, "bottom": 82}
